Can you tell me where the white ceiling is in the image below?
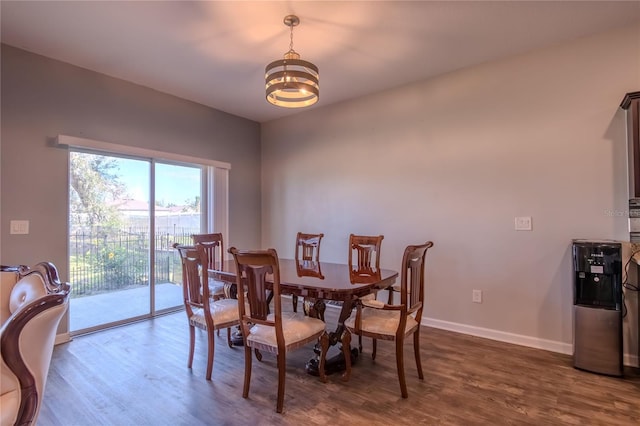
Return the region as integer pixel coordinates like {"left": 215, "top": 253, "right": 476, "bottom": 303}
{"left": 1, "top": 1, "right": 639, "bottom": 123}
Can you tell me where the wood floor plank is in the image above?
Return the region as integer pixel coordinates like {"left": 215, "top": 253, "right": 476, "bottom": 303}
{"left": 38, "top": 308, "right": 640, "bottom": 425}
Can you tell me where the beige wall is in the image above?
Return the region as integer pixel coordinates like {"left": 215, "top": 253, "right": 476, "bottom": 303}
{"left": 261, "top": 24, "right": 640, "bottom": 363}
{"left": 1, "top": 45, "right": 262, "bottom": 333}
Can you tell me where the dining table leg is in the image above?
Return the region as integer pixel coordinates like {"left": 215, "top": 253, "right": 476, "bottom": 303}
{"left": 302, "top": 297, "right": 326, "bottom": 321}
{"left": 304, "top": 297, "right": 358, "bottom": 377}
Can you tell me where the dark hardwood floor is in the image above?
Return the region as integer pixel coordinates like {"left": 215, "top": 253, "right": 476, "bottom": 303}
{"left": 40, "top": 307, "right": 640, "bottom": 425}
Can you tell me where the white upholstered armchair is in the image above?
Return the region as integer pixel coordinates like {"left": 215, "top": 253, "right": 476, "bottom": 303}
{"left": 0, "top": 262, "right": 70, "bottom": 426}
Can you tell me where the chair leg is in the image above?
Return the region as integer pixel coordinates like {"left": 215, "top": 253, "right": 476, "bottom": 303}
{"left": 341, "top": 330, "right": 352, "bottom": 382}
{"left": 318, "top": 332, "right": 329, "bottom": 383}
{"left": 276, "top": 352, "right": 286, "bottom": 413}
{"left": 413, "top": 330, "right": 424, "bottom": 380}
{"left": 215, "top": 296, "right": 222, "bottom": 337}
{"left": 206, "top": 328, "right": 215, "bottom": 380}
{"left": 387, "top": 288, "right": 394, "bottom": 304}
{"left": 315, "top": 300, "right": 326, "bottom": 322}
{"left": 266, "top": 290, "right": 274, "bottom": 314}
{"left": 243, "top": 345, "right": 252, "bottom": 399}
{"left": 358, "top": 334, "right": 363, "bottom": 354}
{"left": 396, "top": 338, "right": 408, "bottom": 398}
{"left": 372, "top": 338, "right": 377, "bottom": 360}
{"left": 226, "top": 327, "right": 232, "bottom": 348}
{"left": 292, "top": 294, "right": 298, "bottom": 312}
{"left": 188, "top": 325, "right": 195, "bottom": 369}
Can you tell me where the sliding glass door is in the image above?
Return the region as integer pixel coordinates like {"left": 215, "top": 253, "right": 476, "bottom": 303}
{"left": 68, "top": 151, "right": 203, "bottom": 334}
{"left": 154, "top": 162, "right": 203, "bottom": 311}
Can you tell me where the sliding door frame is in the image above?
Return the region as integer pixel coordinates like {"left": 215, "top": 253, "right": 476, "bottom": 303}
{"left": 61, "top": 134, "right": 230, "bottom": 334}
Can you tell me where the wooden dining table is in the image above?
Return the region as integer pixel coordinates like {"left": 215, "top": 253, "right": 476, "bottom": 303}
{"left": 209, "top": 258, "right": 398, "bottom": 375}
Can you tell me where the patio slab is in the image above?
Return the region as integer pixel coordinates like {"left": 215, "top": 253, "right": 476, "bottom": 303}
{"left": 70, "top": 282, "right": 183, "bottom": 333}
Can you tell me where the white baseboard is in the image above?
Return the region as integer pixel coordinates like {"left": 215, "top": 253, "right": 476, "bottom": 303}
{"left": 624, "top": 353, "right": 639, "bottom": 367}
{"left": 421, "top": 317, "right": 639, "bottom": 368}
{"left": 54, "top": 332, "right": 72, "bottom": 345}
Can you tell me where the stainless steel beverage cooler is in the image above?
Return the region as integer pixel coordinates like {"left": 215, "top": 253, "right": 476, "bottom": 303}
{"left": 572, "top": 240, "right": 623, "bottom": 376}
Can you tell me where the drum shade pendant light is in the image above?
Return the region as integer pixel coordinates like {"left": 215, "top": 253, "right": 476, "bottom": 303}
{"left": 265, "top": 15, "right": 319, "bottom": 108}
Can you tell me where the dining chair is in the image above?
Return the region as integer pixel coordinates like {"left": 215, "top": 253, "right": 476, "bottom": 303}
{"left": 348, "top": 234, "right": 383, "bottom": 275}
{"left": 344, "top": 241, "right": 433, "bottom": 398}
{"left": 348, "top": 233, "right": 384, "bottom": 351}
{"left": 192, "top": 232, "right": 237, "bottom": 345}
{"left": 228, "top": 247, "right": 329, "bottom": 413}
{"left": 291, "top": 232, "right": 324, "bottom": 312}
{"left": 173, "top": 244, "right": 240, "bottom": 380}
{"left": 192, "top": 233, "right": 228, "bottom": 300}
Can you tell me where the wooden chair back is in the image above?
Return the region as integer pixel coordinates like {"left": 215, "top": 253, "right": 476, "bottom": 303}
{"left": 349, "top": 234, "right": 384, "bottom": 273}
{"left": 295, "top": 232, "right": 323, "bottom": 262}
{"left": 192, "top": 233, "right": 224, "bottom": 271}
{"left": 174, "top": 244, "right": 212, "bottom": 326}
{"left": 400, "top": 242, "right": 434, "bottom": 322}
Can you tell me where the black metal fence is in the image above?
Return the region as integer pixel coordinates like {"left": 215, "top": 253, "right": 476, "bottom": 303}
{"left": 69, "top": 226, "right": 195, "bottom": 297}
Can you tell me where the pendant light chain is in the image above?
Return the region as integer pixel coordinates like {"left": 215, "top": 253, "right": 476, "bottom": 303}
{"left": 289, "top": 23, "right": 295, "bottom": 53}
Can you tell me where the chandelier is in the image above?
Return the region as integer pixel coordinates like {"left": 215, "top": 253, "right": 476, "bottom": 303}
{"left": 265, "top": 15, "right": 319, "bottom": 108}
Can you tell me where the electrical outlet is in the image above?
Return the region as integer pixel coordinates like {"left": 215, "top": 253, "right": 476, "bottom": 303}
{"left": 515, "top": 216, "right": 532, "bottom": 231}
{"left": 10, "top": 220, "right": 29, "bottom": 235}
{"left": 472, "top": 289, "right": 482, "bottom": 303}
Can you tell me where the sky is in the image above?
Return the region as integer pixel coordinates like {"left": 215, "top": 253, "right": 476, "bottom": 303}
{"left": 114, "top": 158, "right": 201, "bottom": 206}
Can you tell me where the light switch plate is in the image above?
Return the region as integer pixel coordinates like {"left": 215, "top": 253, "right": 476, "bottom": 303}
{"left": 515, "top": 216, "right": 532, "bottom": 231}
{"left": 10, "top": 220, "right": 29, "bottom": 235}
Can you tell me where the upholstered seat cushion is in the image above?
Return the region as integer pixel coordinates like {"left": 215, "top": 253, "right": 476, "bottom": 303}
{"left": 189, "top": 298, "right": 239, "bottom": 329}
{"left": 246, "top": 312, "right": 325, "bottom": 351}
{"left": 345, "top": 307, "right": 418, "bottom": 337}
{"left": 360, "top": 293, "right": 376, "bottom": 301}
{"left": 362, "top": 299, "right": 385, "bottom": 308}
{"left": 207, "top": 278, "right": 226, "bottom": 297}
